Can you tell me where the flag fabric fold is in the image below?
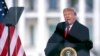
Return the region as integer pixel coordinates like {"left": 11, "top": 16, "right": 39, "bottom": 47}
{"left": 0, "top": 0, "right": 26, "bottom": 56}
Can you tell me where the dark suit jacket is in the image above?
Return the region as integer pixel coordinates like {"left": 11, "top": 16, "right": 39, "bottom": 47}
{"left": 45, "top": 20, "right": 93, "bottom": 56}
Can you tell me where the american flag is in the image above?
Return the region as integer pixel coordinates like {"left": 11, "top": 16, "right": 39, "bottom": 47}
{"left": 0, "top": 0, "right": 26, "bottom": 56}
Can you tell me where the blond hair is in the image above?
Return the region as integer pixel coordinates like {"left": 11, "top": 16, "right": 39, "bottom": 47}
{"left": 63, "top": 8, "right": 76, "bottom": 15}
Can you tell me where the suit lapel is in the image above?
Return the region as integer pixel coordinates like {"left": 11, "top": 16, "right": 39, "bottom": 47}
{"left": 68, "top": 20, "right": 81, "bottom": 41}
{"left": 69, "top": 20, "right": 79, "bottom": 34}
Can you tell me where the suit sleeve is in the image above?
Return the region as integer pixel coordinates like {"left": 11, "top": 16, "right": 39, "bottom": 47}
{"left": 44, "top": 23, "right": 63, "bottom": 56}
{"left": 81, "top": 28, "right": 93, "bottom": 50}
{"left": 54, "top": 23, "right": 60, "bottom": 34}
{"left": 74, "top": 28, "right": 93, "bottom": 51}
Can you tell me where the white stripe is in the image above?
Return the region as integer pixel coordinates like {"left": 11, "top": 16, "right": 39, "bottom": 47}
{"left": 0, "top": 26, "right": 8, "bottom": 54}
{"left": 10, "top": 29, "right": 18, "bottom": 56}
{"left": 6, "top": 53, "right": 8, "bottom": 56}
{"left": 17, "top": 46, "right": 24, "bottom": 56}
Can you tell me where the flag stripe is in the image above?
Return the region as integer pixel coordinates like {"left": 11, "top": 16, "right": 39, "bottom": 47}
{"left": 10, "top": 27, "right": 17, "bottom": 56}
{"left": 9, "top": 26, "right": 15, "bottom": 41}
{"left": 18, "top": 46, "right": 25, "bottom": 56}
{"left": 1, "top": 26, "right": 14, "bottom": 56}
{"left": 0, "top": 26, "right": 26, "bottom": 56}
{"left": 0, "top": 0, "right": 26, "bottom": 56}
{"left": 0, "top": 26, "right": 8, "bottom": 54}
{"left": 6, "top": 53, "right": 8, "bottom": 56}
{"left": 0, "top": 23, "right": 4, "bottom": 38}
{"left": 1, "top": 36, "right": 8, "bottom": 56}
{"left": 23, "top": 52, "right": 26, "bottom": 56}
{"left": 12, "top": 36, "right": 21, "bottom": 56}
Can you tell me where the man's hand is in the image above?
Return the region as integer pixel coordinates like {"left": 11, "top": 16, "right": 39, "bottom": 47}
{"left": 74, "top": 40, "right": 93, "bottom": 51}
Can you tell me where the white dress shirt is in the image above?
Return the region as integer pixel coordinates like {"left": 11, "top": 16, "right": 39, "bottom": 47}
{"left": 65, "top": 24, "right": 73, "bottom": 31}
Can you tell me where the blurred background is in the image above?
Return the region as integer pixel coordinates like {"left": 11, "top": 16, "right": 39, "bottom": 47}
{"left": 5, "top": 0, "right": 100, "bottom": 56}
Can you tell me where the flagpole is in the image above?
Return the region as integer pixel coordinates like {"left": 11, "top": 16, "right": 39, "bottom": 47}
{"left": 6, "top": 24, "right": 13, "bottom": 56}
{"left": 7, "top": 24, "right": 15, "bottom": 56}
{"left": 8, "top": 25, "right": 10, "bottom": 56}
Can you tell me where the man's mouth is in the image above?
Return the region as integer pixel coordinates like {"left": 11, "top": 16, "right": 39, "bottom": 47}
{"left": 66, "top": 17, "right": 70, "bottom": 20}
{"left": 67, "top": 19, "right": 70, "bottom": 20}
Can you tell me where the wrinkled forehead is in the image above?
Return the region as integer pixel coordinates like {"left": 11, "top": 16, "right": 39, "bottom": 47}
{"left": 63, "top": 8, "right": 75, "bottom": 13}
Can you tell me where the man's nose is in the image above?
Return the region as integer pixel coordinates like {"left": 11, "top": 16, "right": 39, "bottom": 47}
{"left": 66, "top": 16, "right": 70, "bottom": 18}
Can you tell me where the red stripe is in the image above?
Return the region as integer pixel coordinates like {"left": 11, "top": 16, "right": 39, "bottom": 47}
{"left": 0, "top": 26, "right": 15, "bottom": 56}
{"left": 12, "top": 36, "right": 21, "bottom": 56}
{"left": 1, "top": 37, "right": 8, "bottom": 56}
{"left": 23, "top": 52, "right": 26, "bottom": 56}
{"left": 9, "top": 26, "right": 15, "bottom": 43}
{"left": 0, "top": 23, "right": 4, "bottom": 38}
{"left": 0, "top": 26, "right": 26, "bottom": 56}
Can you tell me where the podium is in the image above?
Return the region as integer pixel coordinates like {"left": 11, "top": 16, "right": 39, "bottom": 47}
{"left": 44, "top": 32, "right": 93, "bottom": 56}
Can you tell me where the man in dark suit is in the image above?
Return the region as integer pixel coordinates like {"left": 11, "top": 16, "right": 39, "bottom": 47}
{"left": 44, "top": 8, "right": 93, "bottom": 56}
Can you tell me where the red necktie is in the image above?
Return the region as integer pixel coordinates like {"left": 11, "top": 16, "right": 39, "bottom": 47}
{"left": 64, "top": 25, "right": 70, "bottom": 38}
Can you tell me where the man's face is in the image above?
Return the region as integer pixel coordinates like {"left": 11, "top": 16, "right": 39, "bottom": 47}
{"left": 63, "top": 10, "right": 76, "bottom": 25}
